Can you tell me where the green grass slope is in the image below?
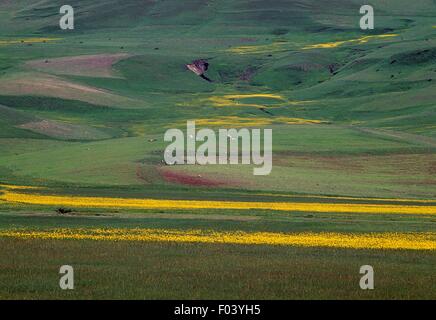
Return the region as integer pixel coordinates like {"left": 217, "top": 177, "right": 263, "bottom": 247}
{"left": 0, "top": 0, "right": 434, "bottom": 198}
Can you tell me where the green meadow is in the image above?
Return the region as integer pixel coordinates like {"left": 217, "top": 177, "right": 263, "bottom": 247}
{"left": 0, "top": 0, "right": 435, "bottom": 299}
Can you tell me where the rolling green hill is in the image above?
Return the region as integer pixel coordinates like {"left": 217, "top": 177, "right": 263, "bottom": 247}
{"left": 0, "top": 0, "right": 434, "bottom": 196}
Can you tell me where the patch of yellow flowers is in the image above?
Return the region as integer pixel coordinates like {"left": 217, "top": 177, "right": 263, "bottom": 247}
{"left": 1, "top": 190, "right": 436, "bottom": 215}
{"left": 227, "top": 34, "right": 398, "bottom": 54}
{"left": 0, "top": 184, "right": 43, "bottom": 190}
{"left": 0, "top": 228, "right": 434, "bottom": 250}
{"left": 192, "top": 116, "right": 325, "bottom": 127}
{"left": 0, "top": 38, "right": 62, "bottom": 46}
{"left": 177, "top": 93, "right": 315, "bottom": 110}
{"left": 227, "top": 42, "right": 289, "bottom": 55}
{"left": 207, "top": 94, "right": 286, "bottom": 108}
{"left": 302, "top": 34, "right": 398, "bottom": 50}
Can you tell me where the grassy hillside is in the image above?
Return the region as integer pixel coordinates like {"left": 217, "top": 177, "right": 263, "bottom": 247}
{"left": 0, "top": 0, "right": 434, "bottom": 194}
{"left": 0, "top": 0, "right": 435, "bottom": 299}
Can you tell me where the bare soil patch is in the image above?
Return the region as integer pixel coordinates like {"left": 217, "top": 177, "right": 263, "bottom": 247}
{"left": 26, "top": 53, "right": 130, "bottom": 78}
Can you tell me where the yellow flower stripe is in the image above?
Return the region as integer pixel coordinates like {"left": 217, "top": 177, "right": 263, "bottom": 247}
{"left": 0, "top": 228, "right": 434, "bottom": 250}
{"left": 221, "top": 94, "right": 285, "bottom": 100}
{"left": 251, "top": 192, "right": 436, "bottom": 204}
{"left": 0, "top": 184, "right": 43, "bottom": 190}
{"left": 206, "top": 94, "right": 313, "bottom": 109}
{"left": 227, "top": 42, "right": 288, "bottom": 55}
{"left": 0, "top": 38, "right": 62, "bottom": 45}
{"left": 193, "top": 116, "right": 271, "bottom": 127}
{"left": 179, "top": 116, "right": 326, "bottom": 127}
{"left": 302, "top": 34, "right": 398, "bottom": 50}
{"left": 227, "top": 34, "right": 398, "bottom": 54}
{"left": 207, "top": 95, "right": 283, "bottom": 109}
{"left": 1, "top": 190, "right": 436, "bottom": 215}
{"left": 180, "top": 93, "right": 313, "bottom": 110}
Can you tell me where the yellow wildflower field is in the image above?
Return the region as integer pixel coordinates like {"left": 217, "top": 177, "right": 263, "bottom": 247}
{"left": 0, "top": 228, "right": 434, "bottom": 250}
{"left": 226, "top": 42, "right": 289, "bottom": 54}
{"left": 302, "top": 34, "right": 398, "bottom": 50}
{"left": 0, "top": 184, "right": 43, "bottom": 190}
{"left": 180, "top": 116, "right": 326, "bottom": 127}
{"left": 208, "top": 94, "right": 283, "bottom": 108}
{"left": 1, "top": 190, "right": 436, "bottom": 215}
{"left": 206, "top": 94, "right": 314, "bottom": 109}
{"left": 226, "top": 34, "right": 398, "bottom": 54}
{"left": 218, "top": 93, "right": 286, "bottom": 100}
{"left": 194, "top": 116, "right": 271, "bottom": 127}
{"left": 179, "top": 93, "right": 313, "bottom": 110}
{"left": 252, "top": 192, "right": 436, "bottom": 204}
{"left": 0, "top": 38, "right": 62, "bottom": 45}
